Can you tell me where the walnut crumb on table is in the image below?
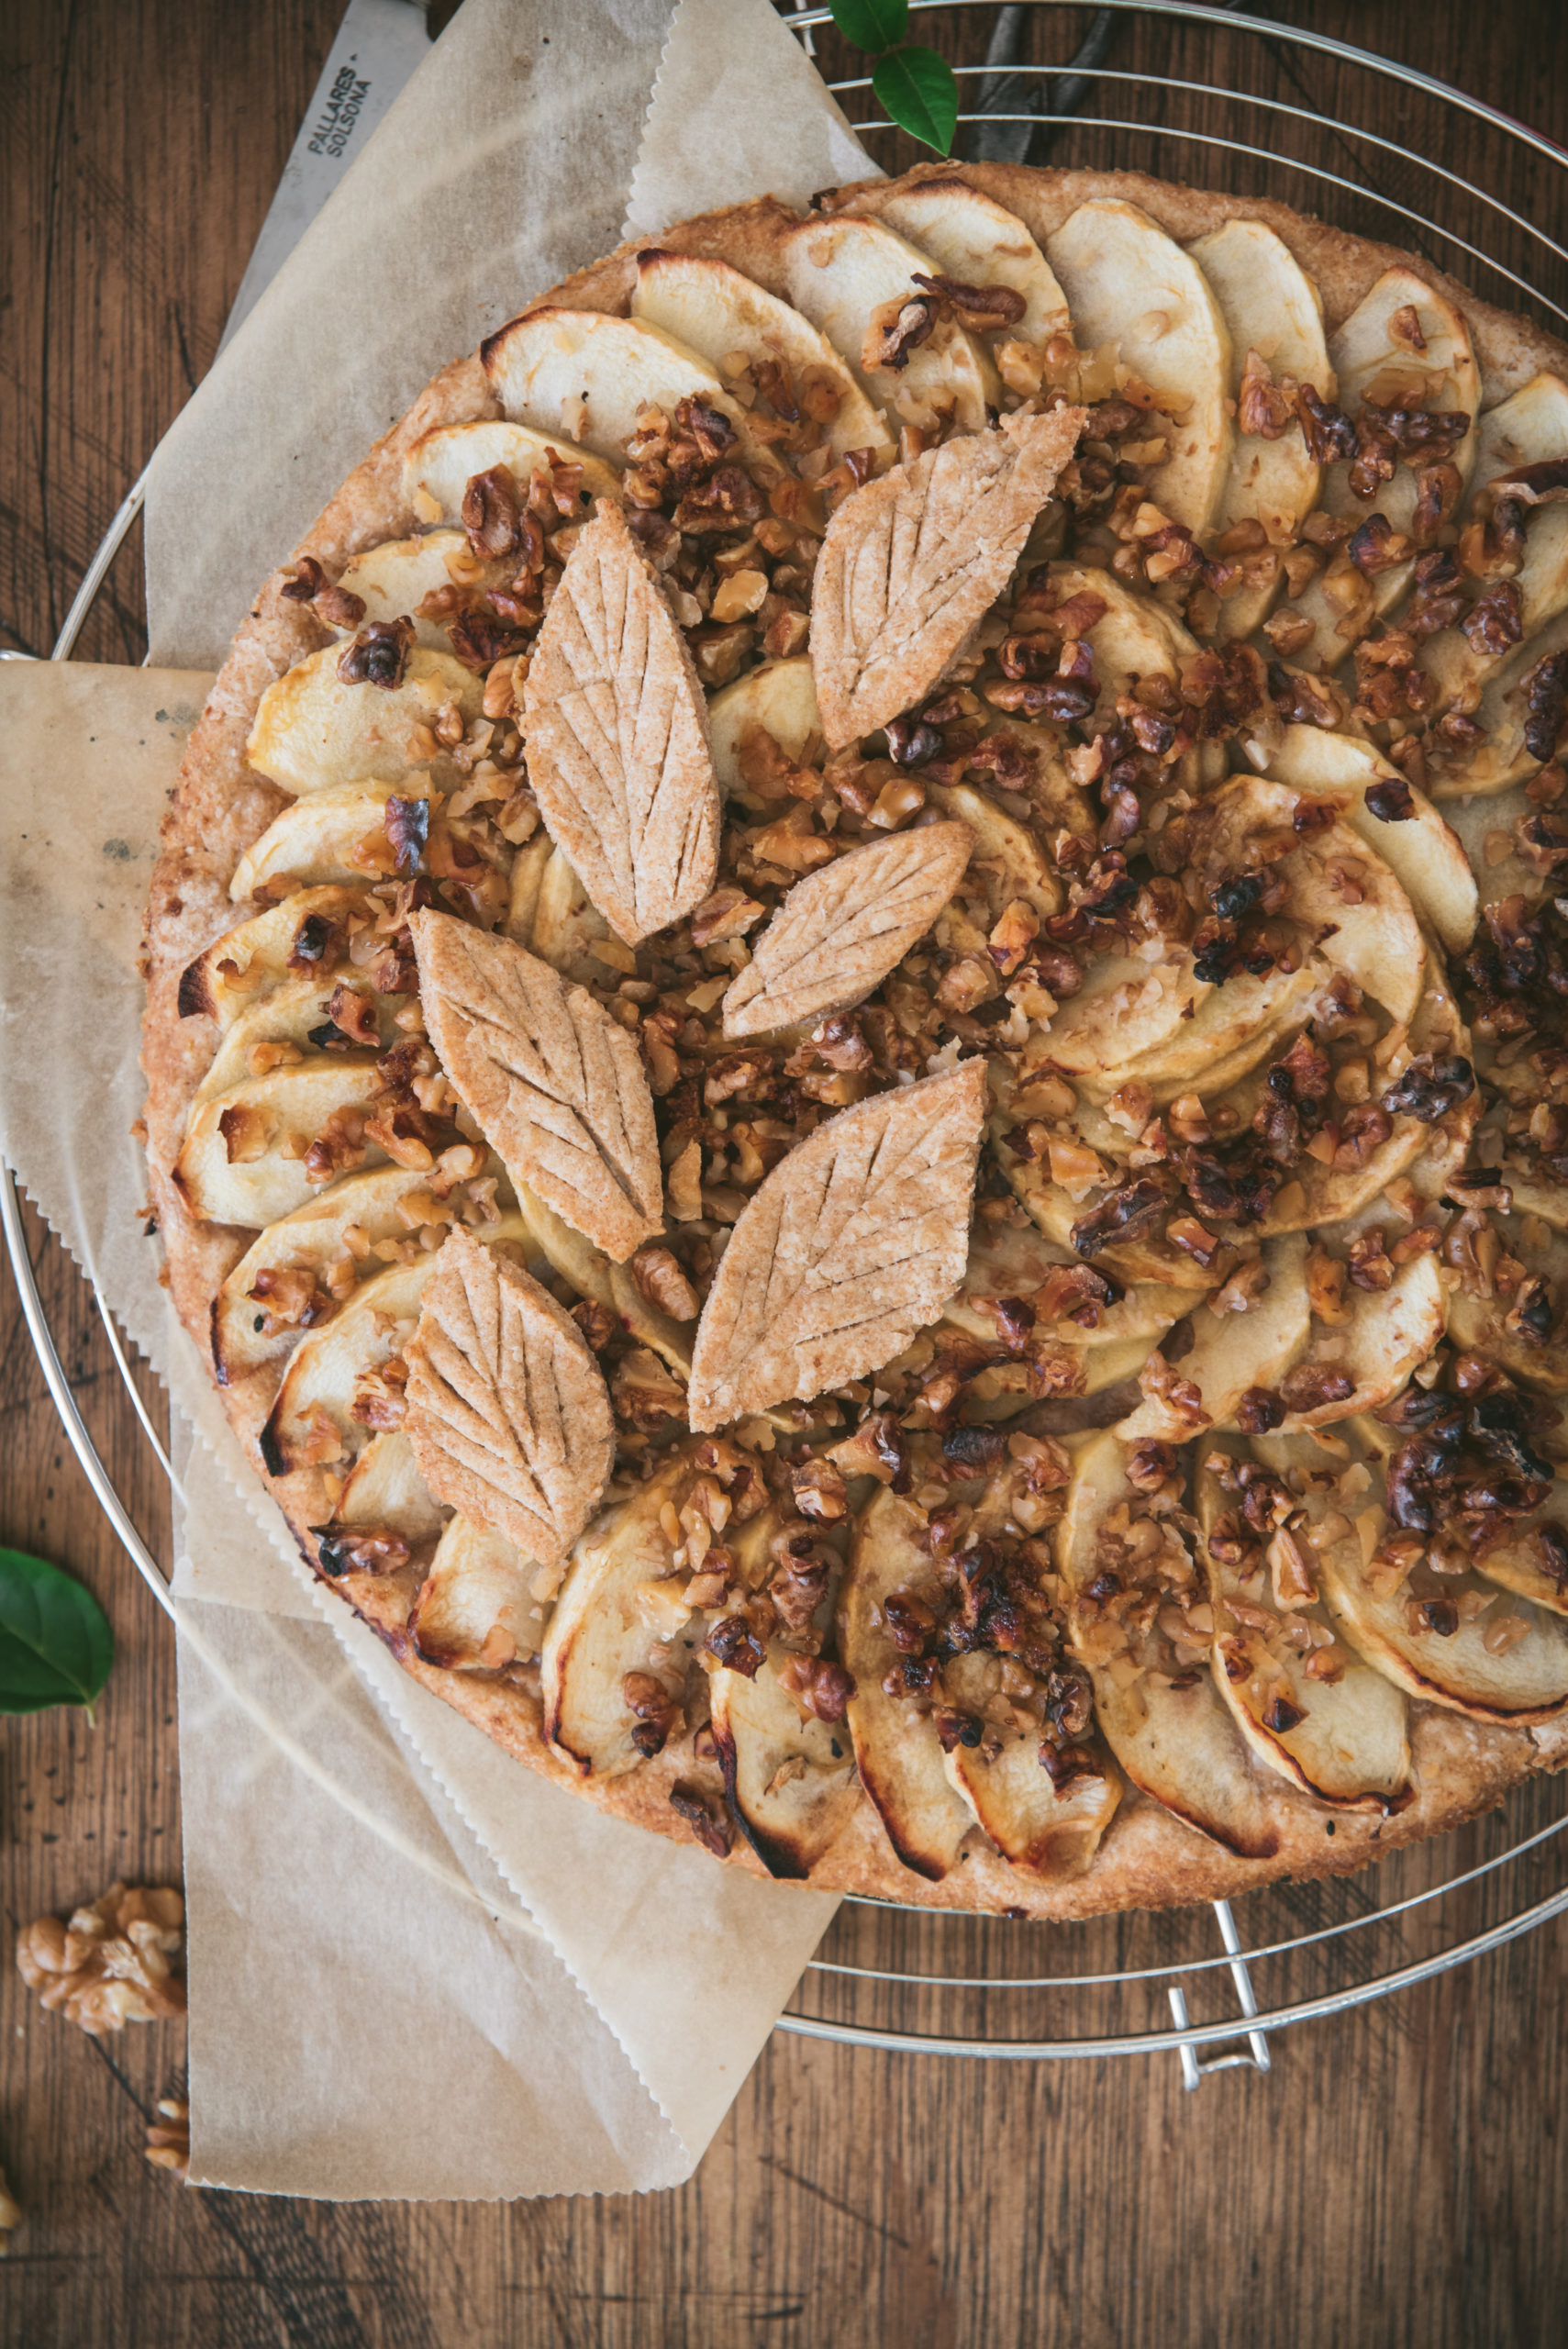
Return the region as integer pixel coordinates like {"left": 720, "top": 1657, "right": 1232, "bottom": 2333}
{"left": 15, "top": 1882, "right": 185, "bottom": 2035}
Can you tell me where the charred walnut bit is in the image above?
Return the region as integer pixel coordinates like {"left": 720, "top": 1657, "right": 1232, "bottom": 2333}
{"left": 311, "top": 1522, "right": 412, "bottom": 1577}
{"left": 338, "top": 615, "right": 415, "bottom": 689}
{"left": 16, "top": 1883, "right": 185, "bottom": 2035}
{"left": 776, "top": 1654, "right": 855, "bottom": 1724}
{"left": 1461, "top": 579, "right": 1524, "bottom": 658}
{"left": 668, "top": 1781, "right": 732, "bottom": 1858}
{"left": 1380, "top": 1053, "right": 1474, "bottom": 1123}
{"left": 1364, "top": 776, "right": 1416, "bottom": 822}
{"left": 145, "top": 2097, "right": 192, "bottom": 2185}
{"left": 1523, "top": 650, "right": 1568, "bottom": 764}
{"left": 911, "top": 273, "right": 1028, "bottom": 335}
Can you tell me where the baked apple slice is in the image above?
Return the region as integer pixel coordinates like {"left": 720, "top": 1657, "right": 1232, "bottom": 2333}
{"left": 177, "top": 888, "right": 371, "bottom": 1026}
{"left": 706, "top": 656, "right": 821, "bottom": 797}
{"left": 260, "top": 1214, "right": 533, "bottom": 1475}
{"left": 332, "top": 1431, "right": 444, "bottom": 1543}
{"left": 779, "top": 214, "right": 999, "bottom": 433}
{"left": 837, "top": 1486, "right": 974, "bottom": 1881}
{"left": 1046, "top": 199, "right": 1233, "bottom": 535}
{"left": 631, "top": 250, "right": 895, "bottom": 469}
{"left": 1427, "top": 607, "right": 1568, "bottom": 797}
{"left": 1186, "top": 218, "right": 1332, "bottom": 637}
{"left": 402, "top": 418, "right": 621, "bottom": 518}
{"left": 1060, "top": 1431, "right": 1280, "bottom": 1855}
{"left": 1284, "top": 266, "right": 1479, "bottom": 670}
{"left": 174, "top": 1056, "right": 387, "bottom": 1230}
{"left": 212, "top": 1159, "right": 511, "bottom": 1385}
{"left": 227, "top": 779, "right": 433, "bottom": 903}
{"left": 247, "top": 642, "right": 484, "bottom": 796}
{"left": 1194, "top": 1442, "right": 1412, "bottom": 1809}
{"left": 853, "top": 180, "right": 1071, "bottom": 347}
{"left": 408, "top": 1514, "right": 552, "bottom": 1670}
{"left": 1446, "top": 1212, "right": 1568, "bottom": 1392}
{"left": 1419, "top": 372, "right": 1568, "bottom": 713}
{"left": 1262, "top": 726, "right": 1478, "bottom": 954}
{"left": 709, "top": 1502, "right": 858, "bottom": 1879}
{"left": 481, "top": 306, "right": 760, "bottom": 470}
{"left": 332, "top": 531, "right": 511, "bottom": 650}
{"left": 1254, "top": 1425, "right": 1568, "bottom": 1725}
{"left": 1116, "top": 1235, "right": 1312, "bottom": 1442}
{"left": 194, "top": 971, "right": 411, "bottom": 1101}
{"left": 540, "top": 1445, "right": 721, "bottom": 1778}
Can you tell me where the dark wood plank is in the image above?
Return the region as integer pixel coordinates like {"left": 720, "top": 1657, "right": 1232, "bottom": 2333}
{"left": 3, "top": 5, "right": 1568, "bottom": 2344}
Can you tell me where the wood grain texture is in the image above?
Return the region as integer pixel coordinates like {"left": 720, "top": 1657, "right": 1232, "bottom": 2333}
{"left": 3, "top": 4, "right": 1568, "bottom": 2343}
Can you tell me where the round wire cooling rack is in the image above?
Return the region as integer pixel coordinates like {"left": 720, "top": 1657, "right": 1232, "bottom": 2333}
{"left": 7, "top": 0, "right": 1568, "bottom": 2083}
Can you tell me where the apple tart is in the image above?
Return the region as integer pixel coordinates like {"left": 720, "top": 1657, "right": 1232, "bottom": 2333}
{"left": 141, "top": 163, "right": 1568, "bottom": 1919}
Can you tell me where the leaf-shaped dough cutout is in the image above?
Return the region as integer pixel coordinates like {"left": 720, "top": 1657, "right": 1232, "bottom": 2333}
{"left": 722, "top": 821, "right": 973, "bottom": 1039}
{"left": 687, "top": 1063, "right": 986, "bottom": 1430}
{"left": 522, "top": 499, "right": 720, "bottom": 943}
{"left": 809, "top": 406, "right": 1085, "bottom": 750}
{"left": 405, "top": 1227, "right": 614, "bottom": 1568}
{"left": 411, "top": 909, "right": 662, "bottom": 1262}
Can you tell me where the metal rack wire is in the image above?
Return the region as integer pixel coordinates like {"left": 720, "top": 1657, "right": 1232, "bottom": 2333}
{"left": 7, "top": 0, "right": 1568, "bottom": 2084}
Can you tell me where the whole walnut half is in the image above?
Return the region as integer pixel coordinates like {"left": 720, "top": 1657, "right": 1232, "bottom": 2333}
{"left": 16, "top": 1882, "right": 185, "bottom": 2036}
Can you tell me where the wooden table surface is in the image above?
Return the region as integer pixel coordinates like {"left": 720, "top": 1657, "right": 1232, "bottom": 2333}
{"left": 5, "top": 3, "right": 1568, "bottom": 2341}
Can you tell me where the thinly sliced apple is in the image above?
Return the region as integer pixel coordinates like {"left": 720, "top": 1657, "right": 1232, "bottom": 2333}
{"left": 1280, "top": 1246, "right": 1447, "bottom": 1430}
{"left": 1046, "top": 199, "right": 1233, "bottom": 536}
{"left": 924, "top": 780, "right": 1058, "bottom": 919}
{"left": 247, "top": 643, "right": 484, "bottom": 796}
{"left": 1286, "top": 267, "right": 1480, "bottom": 669}
{"left": 408, "top": 1514, "right": 550, "bottom": 1669}
{"left": 940, "top": 1646, "right": 1121, "bottom": 1878}
{"left": 1446, "top": 1212, "right": 1568, "bottom": 1393}
{"left": 481, "top": 307, "right": 756, "bottom": 469}
{"left": 1428, "top": 606, "right": 1568, "bottom": 798}
{"left": 525, "top": 846, "right": 617, "bottom": 985}
{"left": 1202, "top": 774, "right": 1427, "bottom": 1023}
{"left": 540, "top": 1447, "right": 712, "bottom": 1777}
{"left": 995, "top": 1140, "right": 1215, "bottom": 1294}
{"left": 1262, "top": 726, "right": 1478, "bottom": 953}
{"left": 1254, "top": 1428, "right": 1568, "bottom": 1724}
{"left": 1118, "top": 1235, "right": 1312, "bottom": 1442}
{"left": 1060, "top": 1432, "right": 1280, "bottom": 1854}
{"left": 838, "top": 1486, "right": 974, "bottom": 1880}
{"left": 506, "top": 829, "right": 555, "bottom": 946}
{"left": 710, "top": 1651, "right": 859, "bottom": 1878}
{"left": 951, "top": 1213, "right": 1189, "bottom": 1352}
{"left": 333, "top": 532, "right": 512, "bottom": 651}
{"left": 261, "top": 1214, "right": 534, "bottom": 1475}
{"left": 212, "top": 1161, "right": 515, "bottom": 1385}
{"left": 195, "top": 974, "right": 410, "bottom": 1102}
{"left": 1042, "top": 951, "right": 1318, "bottom": 1094}
{"left": 178, "top": 888, "right": 372, "bottom": 1026}
{"left": 402, "top": 418, "right": 621, "bottom": 518}
{"left": 1194, "top": 1444, "right": 1412, "bottom": 1809}
{"left": 333, "top": 1431, "right": 444, "bottom": 1542}
{"left": 1188, "top": 219, "right": 1331, "bottom": 637}
{"left": 228, "top": 778, "right": 433, "bottom": 903}
{"left": 1420, "top": 373, "right": 1568, "bottom": 712}
{"left": 174, "top": 1056, "right": 387, "bottom": 1229}
{"left": 631, "top": 250, "right": 895, "bottom": 469}
{"left": 858, "top": 180, "right": 1071, "bottom": 347}
{"left": 778, "top": 214, "right": 998, "bottom": 434}
{"left": 707, "top": 656, "right": 821, "bottom": 797}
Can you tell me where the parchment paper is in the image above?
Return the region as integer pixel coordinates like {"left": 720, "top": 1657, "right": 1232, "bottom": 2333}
{"left": 3, "top": 0, "right": 883, "bottom": 2199}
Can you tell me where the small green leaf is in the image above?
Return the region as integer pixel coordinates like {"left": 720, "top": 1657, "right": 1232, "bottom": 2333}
{"left": 873, "top": 47, "right": 959, "bottom": 156}
{"left": 0, "top": 1548, "right": 115, "bottom": 1717}
{"left": 831, "top": 0, "right": 909, "bottom": 50}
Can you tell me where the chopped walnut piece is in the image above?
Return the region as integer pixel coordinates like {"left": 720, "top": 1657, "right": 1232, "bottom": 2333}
{"left": 146, "top": 2097, "right": 192, "bottom": 2185}
{"left": 630, "top": 1244, "right": 700, "bottom": 1321}
{"left": 338, "top": 616, "right": 415, "bottom": 690}
{"left": 668, "top": 1782, "right": 732, "bottom": 1857}
{"left": 16, "top": 1883, "right": 185, "bottom": 2035}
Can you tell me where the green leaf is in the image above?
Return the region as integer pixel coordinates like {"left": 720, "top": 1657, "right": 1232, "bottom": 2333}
{"left": 0, "top": 1548, "right": 115, "bottom": 1717}
{"left": 831, "top": 0, "right": 909, "bottom": 50}
{"left": 873, "top": 47, "right": 959, "bottom": 156}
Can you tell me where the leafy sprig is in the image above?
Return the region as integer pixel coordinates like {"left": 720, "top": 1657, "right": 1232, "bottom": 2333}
{"left": 0, "top": 1547, "right": 115, "bottom": 1718}
{"left": 828, "top": 0, "right": 959, "bottom": 157}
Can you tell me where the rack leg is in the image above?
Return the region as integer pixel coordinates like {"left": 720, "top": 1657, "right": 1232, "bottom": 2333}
{"left": 1167, "top": 1899, "right": 1273, "bottom": 2090}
